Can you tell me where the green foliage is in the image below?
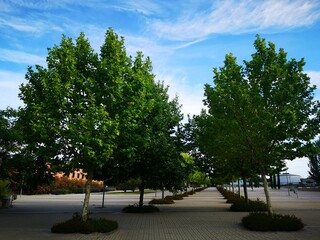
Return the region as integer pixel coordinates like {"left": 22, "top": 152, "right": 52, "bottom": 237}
{"left": 189, "top": 170, "right": 210, "bottom": 187}
{"left": 308, "top": 139, "right": 320, "bottom": 183}
{"left": 199, "top": 35, "right": 320, "bottom": 214}
{"left": 230, "top": 199, "right": 268, "bottom": 212}
{"left": 149, "top": 197, "right": 174, "bottom": 204}
{"left": 18, "top": 28, "right": 135, "bottom": 220}
{"left": 122, "top": 204, "right": 160, "bottom": 213}
{"left": 116, "top": 178, "right": 141, "bottom": 192}
{"left": 170, "top": 194, "right": 184, "bottom": 200}
{"left": 217, "top": 187, "right": 267, "bottom": 212}
{"left": 51, "top": 213, "right": 118, "bottom": 234}
{"left": 98, "top": 54, "right": 184, "bottom": 207}
{"left": 0, "top": 179, "right": 12, "bottom": 198}
{"left": 242, "top": 213, "right": 304, "bottom": 231}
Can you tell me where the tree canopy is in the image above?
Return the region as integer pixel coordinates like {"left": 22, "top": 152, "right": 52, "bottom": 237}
{"left": 200, "top": 35, "right": 319, "bottom": 214}
{"left": 18, "top": 28, "right": 185, "bottom": 217}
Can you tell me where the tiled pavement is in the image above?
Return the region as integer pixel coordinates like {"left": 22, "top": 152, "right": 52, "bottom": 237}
{"left": 0, "top": 187, "right": 319, "bottom": 239}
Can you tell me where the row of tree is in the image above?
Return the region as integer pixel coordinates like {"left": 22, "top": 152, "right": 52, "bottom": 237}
{"left": 185, "top": 36, "right": 320, "bottom": 215}
{"left": 0, "top": 29, "right": 209, "bottom": 221}
{"left": 1, "top": 30, "right": 319, "bottom": 220}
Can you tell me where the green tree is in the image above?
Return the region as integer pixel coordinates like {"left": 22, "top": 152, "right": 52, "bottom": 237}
{"left": 193, "top": 109, "right": 258, "bottom": 200}
{"left": 308, "top": 139, "right": 320, "bottom": 183}
{"left": 118, "top": 79, "right": 183, "bottom": 207}
{"left": 0, "top": 108, "right": 22, "bottom": 186}
{"left": 94, "top": 45, "right": 183, "bottom": 207}
{"left": 203, "top": 35, "right": 319, "bottom": 214}
{"left": 0, "top": 109, "right": 17, "bottom": 178}
{"left": 19, "top": 31, "right": 122, "bottom": 221}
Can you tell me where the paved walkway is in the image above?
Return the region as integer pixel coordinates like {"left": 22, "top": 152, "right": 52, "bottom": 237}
{"left": 0, "top": 187, "right": 319, "bottom": 239}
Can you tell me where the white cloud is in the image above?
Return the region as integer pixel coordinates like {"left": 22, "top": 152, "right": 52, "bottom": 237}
{"left": 156, "top": 69, "right": 205, "bottom": 121}
{"left": 124, "top": 34, "right": 173, "bottom": 61}
{"left": 151, "top": 0, "right": 320, "bottom": 41}
{"left": 285, "top": 158, "right": 309, "bottom": 178}
{"left": 0, "top": 70, "right": 25, "bottom": 88}
{"left": 0, "top": 70, "right": 25, "bottom": 109}
{"left": 306, "top": 70, "right": 320, "bottom": 87}
{"left": 0, "top": 49, "right": 45, "bottom": 65}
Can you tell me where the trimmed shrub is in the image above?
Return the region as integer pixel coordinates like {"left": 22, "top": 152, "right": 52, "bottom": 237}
{"left": 171, "top": 194, "right": 184, "bottom": 200}
{"left": 226, "top": 194, "right": 243, "bottom": 203}
{"left": 122, "top": 204, "right": 160, "bottom": 213}
{"left": 149, "top": 197, "right": 174, "bottom": 204}
{"left": 51, "top": 213, "right": 118, "bottom": 234}
{"left": 230, "top": 199, "right": 268, "bottom": 212}
{"left": 242, "top": 213, "right": 304, "bottom": 231}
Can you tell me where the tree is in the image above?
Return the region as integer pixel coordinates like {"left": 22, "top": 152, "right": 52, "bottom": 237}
{"left": 91, "top": 40, "right": 184, "bottom": 207}
{"left": 308, "top": 139, "right": 320, "bottom": 183}
{"left": 0, "top": 109, "right": 17, "bottom": 178}
{"left": 0, "top": 108, "right": 22, "bottom": 186}
{"left": 19, "top": 30, "right": 124, "bottom": 221}
{"left": 112, "top": 78, "right": 183, "bottom": 207}
{"left": 203, "top": 35, "right": 319, "bottom": 214}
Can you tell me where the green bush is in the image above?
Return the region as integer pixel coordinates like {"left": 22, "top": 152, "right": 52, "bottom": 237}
{"left": 225, "top": 194, "right": 243, "bottom": 203}
{"left": 51, "top": 213, "right": 118, "bottom": 234}
{"left": 0, "top": 180, "right": 12, "bottom": 198}
{"left": 117, "top": 178, "right": 141, "bottom": 192}
{"left": 230, "top": 199, "right": 268, "bottom": 212}
{"left": 122, "top": 204, "right": 160, "bottom": 213}
{"left": 149, "top": 197, "right": 174, "bottom": 204}
{"left": 242, "top": 213, "right": 304, "bottom": 231}
{"left": 171, "top": 194, "right": 184, "bottom": 200}
{"left": 181, "top": 192, "right": 189, "bottom": 197}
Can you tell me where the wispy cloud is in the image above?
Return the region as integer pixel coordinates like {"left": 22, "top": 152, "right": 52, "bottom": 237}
{"left": 151, "top": 0, "right": 320, "bottom": 41}
{"left": 0, "top": 49, "right": 45, "bottom": 65}
{"left": 0, "top": 17, "right": 41, "bottom": 33}
{"left": 4, "top": 0, "right": 75, "bottom": 10}
{"left": 105, "top": 0, "right": 165, "bottom": 15}
{"left": 8, "top": 0, "right": 164, "bottom": 16}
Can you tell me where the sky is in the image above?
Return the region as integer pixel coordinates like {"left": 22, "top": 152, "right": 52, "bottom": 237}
{"left": 0, "top": 0, "right": 320, "bottom": 178}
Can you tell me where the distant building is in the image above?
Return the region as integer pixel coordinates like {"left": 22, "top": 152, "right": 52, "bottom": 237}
{"left": 278, "top": 173, "right": 302, "bottom": 185}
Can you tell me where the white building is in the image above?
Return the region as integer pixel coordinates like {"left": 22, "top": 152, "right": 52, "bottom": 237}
{"left": 278, "top": 173, "right": 302, "bottom": 185}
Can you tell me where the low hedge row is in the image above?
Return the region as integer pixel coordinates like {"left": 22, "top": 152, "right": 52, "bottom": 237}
{"left": 216, "top": 186, "right": 304, "bottom": 231}
{"left": 216, "top": 186, "right": 268, "bottom": 212}
{"left": 149, "top": 187, "right": 207, "bottom": 205}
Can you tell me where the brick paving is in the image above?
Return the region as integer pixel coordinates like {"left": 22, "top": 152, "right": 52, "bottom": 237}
{"left": 0, "top": 187, "right": 319, "bottom": 239}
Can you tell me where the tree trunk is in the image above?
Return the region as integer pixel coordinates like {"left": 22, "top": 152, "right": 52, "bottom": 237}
{"left": 261, "top": 168, "right": 273, "bottom": 215}
{"left": 270, "top": 174, "right": 273, "bottom": 189}
{"left": 139, "top": 182, "right": 145, "bottom": 207}
{"left": 162, "top": 187, "right": 165, "bottom": 200}
{"left": 237, "top": 178, "right": 241, "bottom": 196}
{"left": 273, "top": 175, "right": 277, "bottom": 189}
{"left": 277, "top": 171, "right": 281, "bottom": 189}
{"left": 102, "top": 182, "right": 106, "bottom": 208}
{"left": 243, "top": 176, "right": 248, "bottom": 203}
{"left": 231, "top": 178, "right": 235, "bottom": 193}
{"left": 82, "top": 170, "right": 93, "bottom": 221}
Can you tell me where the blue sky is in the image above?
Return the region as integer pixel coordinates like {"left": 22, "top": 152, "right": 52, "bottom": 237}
{"left": 1, "top": 0, "right": 320, "bottom": 178}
